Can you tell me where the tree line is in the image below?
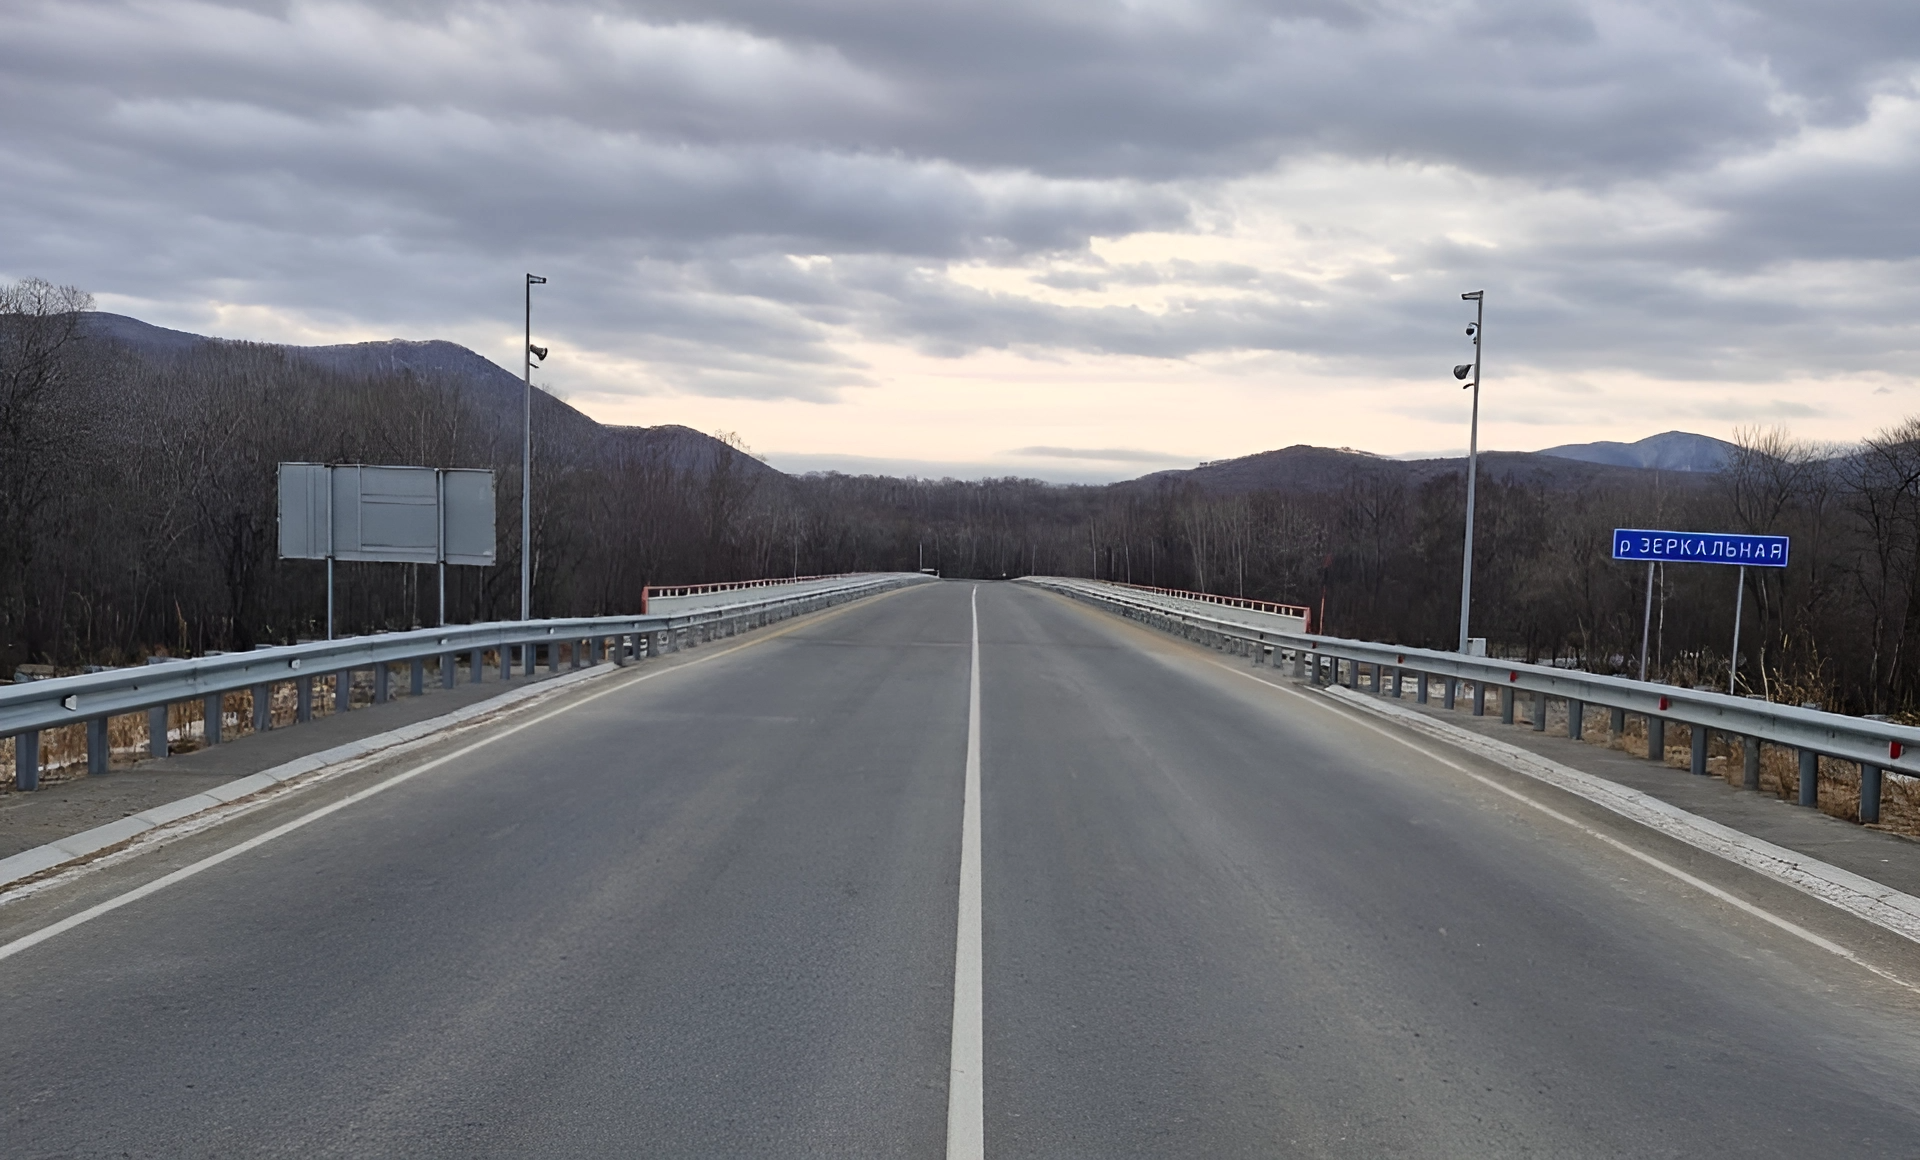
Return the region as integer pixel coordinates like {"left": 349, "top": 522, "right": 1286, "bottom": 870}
{"left": 5, "top": 279, "right": 1920, "bottom": 717}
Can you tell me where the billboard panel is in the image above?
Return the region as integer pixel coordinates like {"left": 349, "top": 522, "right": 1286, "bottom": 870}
{"left": 442, "top": 468, "right": 497, "bottom": 566}
{"left": 277, "top": 463, "right": 331, "bottom": 560}
{"left": 332, "top": 466, "right": 438, "bottom": 563}
{"left": 278, "top": 463, "right": 496, "bottom": 565}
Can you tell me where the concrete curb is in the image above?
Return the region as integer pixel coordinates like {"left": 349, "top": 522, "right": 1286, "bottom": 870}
{"left": 1322, "top": 684, "right": 1920, "bottom": 946}
{"left": 0, "top": 659, "right": 623, "bottom": 893}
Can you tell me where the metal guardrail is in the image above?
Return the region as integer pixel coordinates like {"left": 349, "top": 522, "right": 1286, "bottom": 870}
{"left": 1024, "top": 576, "right": 1920, "bottom": 825}
{"left": 6, "top": 573, "right": 934, "bottom": 791}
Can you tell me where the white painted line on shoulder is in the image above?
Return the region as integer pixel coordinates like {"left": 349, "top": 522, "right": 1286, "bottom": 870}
{"left": 0, "top": 592, "right": 892, "bottom": 962}
{"left": 1219, "top": 665, "right": 1920, "bottom": 994}
{"left": 946, "top": 585, "right": 985, "bottom": 1160}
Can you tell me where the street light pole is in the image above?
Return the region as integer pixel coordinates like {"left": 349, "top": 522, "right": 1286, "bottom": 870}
{"left": 522, "top": 273, "right": 546, "bottom": 622}
{"left": 1456, "top": 290, "right": 1484, "bottom": 653}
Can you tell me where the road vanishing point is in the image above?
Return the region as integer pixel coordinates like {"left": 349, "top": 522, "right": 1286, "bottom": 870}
{"left": 6, "top": 581, "right": 1920, "bottom": 1156}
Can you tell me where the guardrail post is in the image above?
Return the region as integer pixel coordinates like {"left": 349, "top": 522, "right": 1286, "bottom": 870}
{"left": 374, "top": 664, "right": 391, "bottom": 704}
{"left": 150, "top": 704, "right": 170, "bottom": 757}
{"left": 1610, "top": 707, "right": 1626, "bottom": 737}
{"left": 410, "top": 658, "right": 425, "bottom": 696}
{"left": 1567, "top": 699, "right": 1583, "bottom": 740}
{"left": 523, "top": 644, "right": 535, "bottom": 676}
{"left": 87, "top": 716, "right": 110, "bottom": 775}
{"left": 251, "top": 684, "right": 271, "bottom": 732}
{"left": 14, "top": 731, "right": 39, "bottom": 790}
{"left": 1861, "top": 764, "right": 1883, "bottom": 824}
{"left": 1472, "top": 681, "right": 1486, "bottom": 716}
{"left": 441, "top": 653, "right": 456, "bottom": 689}
{"left": 296, "top": 677, "right": 313, "bottom": 723}
{"left": 498, "top": 647, "right": 512, "bottom": 681}
{"left": 591, "top": 637, "right": 604, "bottom": 664}
{"left": 1531, "top": 692, "right": 1546, "bottom": 731}
{"left": 1743, "top": 737, "right": 1761, "bottom": 790}
{"left": 205, "top": 694, "right": 224, "bottom": 743}
{"left": 1798, "top": 749, "right": 1818, "bottom": 807}
{"left": 471, "top": 648, "right": 485, "bottom": 683}
{"left": 1416, "top": 673, "right": 1429, "bottom": 704}
{"left": 1690, "top": 727, "right": 1709, "bottom": 775}
{"left": 334, "top": 670, "right": 351, "bottom": 713}
{"left": 548, "top": 642, "right": 561, "bottom": 673}
{"left": 1647, "top": 716, "right": 1665, "bottom": 761}
{"left": 1444, "top": 677, "right": 1457, "bottom": 709}
{"left": 1292, "top": 650, "right": 1306, "bottom": 678}
{"left": 1500, "top": 686, "right": 1516, "bottom": 725}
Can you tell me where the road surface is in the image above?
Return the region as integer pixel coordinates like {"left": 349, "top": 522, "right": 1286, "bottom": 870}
{"left": 5, "top": 581, "right": 1920, "bottom": 1156}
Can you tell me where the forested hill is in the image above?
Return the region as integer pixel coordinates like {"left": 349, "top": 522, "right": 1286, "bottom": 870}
{"left": 7, "top": 296, "right": 1917, "bottom": 718}
{"left": 77, "top": 312, "right": 773, "bottom": 479}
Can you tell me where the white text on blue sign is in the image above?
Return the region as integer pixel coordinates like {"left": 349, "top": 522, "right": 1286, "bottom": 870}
{"left": 1611, "top": 529, "right": 1790, "bottom": 567}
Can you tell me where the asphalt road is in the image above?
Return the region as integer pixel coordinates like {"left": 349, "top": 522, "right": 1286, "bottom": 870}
{"left": 6, "top": 581, "right": 1920, "bottom": 1157}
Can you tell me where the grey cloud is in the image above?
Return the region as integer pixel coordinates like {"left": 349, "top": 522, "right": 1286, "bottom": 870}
{"left": 3, "top": 0, "right": 1920, "bottom": 407}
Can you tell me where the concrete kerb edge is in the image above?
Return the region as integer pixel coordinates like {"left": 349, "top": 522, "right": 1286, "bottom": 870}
{"left": 1320, "top": 683, "right": 1920, "bottom": 946}
{"left": 0, "top": 656, "right": 624, "bottom": 893}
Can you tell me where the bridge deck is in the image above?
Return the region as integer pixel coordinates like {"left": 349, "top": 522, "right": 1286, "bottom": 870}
{"left": 5, "top": 581, "right": 1920, "bottom": 1155}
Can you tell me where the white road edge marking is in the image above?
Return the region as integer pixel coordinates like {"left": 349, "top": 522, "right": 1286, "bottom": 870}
{"left": 946, "top": 586, "right": 985, "bottom": 1160}
{"left": 1218, "top": 665, "right": 1920, "bottom": 995}
{"left": 0, "top": 593, "right": 888, "bottom": 964}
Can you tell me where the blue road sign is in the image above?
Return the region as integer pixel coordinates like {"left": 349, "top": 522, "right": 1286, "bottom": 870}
{"left": 1612, "top": 529, "right": 1789, "bottom": 567}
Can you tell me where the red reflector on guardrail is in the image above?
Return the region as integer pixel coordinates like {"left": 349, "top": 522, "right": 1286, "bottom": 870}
{"left": 1893, "top": 741, "right": 1905, "bottom": 761}
{"left": 1659, "top": 696, "right": 1671, "bottom": 711}
{"left": 1509, "top": 671, "right": 1518, "bottom": 682}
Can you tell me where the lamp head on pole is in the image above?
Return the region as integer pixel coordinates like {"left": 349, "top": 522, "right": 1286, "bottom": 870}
{"left": 1461, "top": 290, "right": 1482, "bottom": 301}
{"left": 1453, "top": 364, "right": 1474, "bottom": 381}
{"left": 528, "top": 344, "right": 549, "bottom": 362}
{"left": 527, "top": 274, "right": 547, "bottom": 286}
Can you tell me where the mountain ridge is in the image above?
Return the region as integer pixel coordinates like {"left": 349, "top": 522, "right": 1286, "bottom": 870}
{"left": 75, "top": 312, "right": 1736, "bottom": 493}
{"left": 77, "top": 312, "right": 777, "bottom": 479}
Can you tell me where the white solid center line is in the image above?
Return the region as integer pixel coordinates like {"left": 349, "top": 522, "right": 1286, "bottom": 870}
{"left": 946, "top": 586, "right": 985, "bottom": 1160}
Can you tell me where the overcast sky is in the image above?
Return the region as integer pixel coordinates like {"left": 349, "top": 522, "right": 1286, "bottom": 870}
{"left": 5, "top": 1, "right": 1919, "bottom": 479}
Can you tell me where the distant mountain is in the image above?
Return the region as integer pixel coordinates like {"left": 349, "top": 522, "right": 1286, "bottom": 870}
{"left": 1129, "top": 443, "right": 1699, "bottom": 495}
{"left": 77, "top": 312, "right": 777, "bottom": 479}
{"left": 1537, "top": 430, "right": 1734, "bottom": 473}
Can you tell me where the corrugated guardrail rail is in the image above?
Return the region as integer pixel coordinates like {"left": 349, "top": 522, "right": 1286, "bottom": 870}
{"left": 5, "top": 573, "right": 934, "bottom": 791}
{"left": 1023, "top": 575, "right": 1920, "bottom": 826}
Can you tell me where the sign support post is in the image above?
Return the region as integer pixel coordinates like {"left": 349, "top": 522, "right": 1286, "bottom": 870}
{"left": 1730, "top": 565, "right": 1746, "bottom": 695}
{"left": 1613, "top": 528, "right": 1788, "bottom": 689}
{"left": 1638, "top": 561, "right": 1654, "bottom": 681}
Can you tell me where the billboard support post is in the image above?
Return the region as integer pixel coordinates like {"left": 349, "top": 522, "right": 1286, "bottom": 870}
{"left": 280, "top": 463, "right": 496, "bottom": 640}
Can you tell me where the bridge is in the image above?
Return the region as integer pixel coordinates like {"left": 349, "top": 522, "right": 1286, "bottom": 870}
{"left": 5, "top": 576, "right": 1920, "bottom": 1155}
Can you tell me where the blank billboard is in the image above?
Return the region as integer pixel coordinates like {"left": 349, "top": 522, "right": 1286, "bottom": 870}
{"left": 278, "top": 463, "right": 495, "bottom": 565}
